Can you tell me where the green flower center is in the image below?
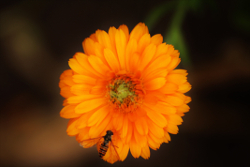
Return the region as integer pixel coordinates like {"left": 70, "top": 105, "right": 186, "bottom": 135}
{"left": 109, "top": 80, "right": 136, "bottom": 104}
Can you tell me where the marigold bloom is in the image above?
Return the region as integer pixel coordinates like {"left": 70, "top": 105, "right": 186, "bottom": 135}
{"left": 59, "top": 23, "right": 191, "bottom": 164}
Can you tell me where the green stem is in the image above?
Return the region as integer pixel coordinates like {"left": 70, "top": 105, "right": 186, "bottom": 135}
{"left": 165, "top": 0, "right": 192, "bottom": 69}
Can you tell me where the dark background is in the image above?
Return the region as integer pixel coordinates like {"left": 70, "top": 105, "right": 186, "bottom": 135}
{"left": 0, "top": 0, "right": 249, "bottom": 166}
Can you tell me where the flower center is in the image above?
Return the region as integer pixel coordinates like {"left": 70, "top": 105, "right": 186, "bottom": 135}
{"left": 107, "top": 75, "right": 144, "bottom": 113}
{"left": 109, "top": 80, "right": 136, "bottom": 104}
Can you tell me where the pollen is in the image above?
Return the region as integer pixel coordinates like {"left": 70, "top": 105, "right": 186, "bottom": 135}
{"left": 109, "top": 80, "right": 136, "bottom": 103}
{"left": 107, "top": 75, "right": 143, "bottom": 113}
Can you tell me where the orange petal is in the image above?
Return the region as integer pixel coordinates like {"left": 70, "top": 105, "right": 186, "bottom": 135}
{"left": 74, "top": 52, "right": 100, "bottom": 78}
{"left": 154, "top": 43, "right": 171, "bottom": 59}
{"left": 68, "top": 58, "right": 85, "bottom": 75}
{"left": 135, "top": 107, "right": 147, "bottom": 117}
{"left": 120, "top": 115, "right": 128, "bottom": 138}
{"left": 185, "top": 96, "right": 192, "bottom": 103}
{"left": 60, "top": 104, "right": 80, "bottom": 118}
{"left": 176, "top": 104, "right": 190, "bottom": 113}
{"left": 130, "top": 22, "right": 149, "bottom": 42}
{"left": 88, "top": 55, "right": 111, "bottom": 76}
{"left": 138, "top": 43, "right": 156, "bottom": 71}
{"left": 127, "top": 112, "right": 137, "bottom": 122}
{"left": 95, "top": 30, "right": 112, "bottom": 50}
{"left": 166, "top": 44, "right": 175, "bottom": 54}
{"left": 135, "top": 117, "right": 148, "bottom": 135}
{"left": 76, "top": 127, "right": 90, "bottom": 142}
{"left": 75, "top": 110, "right": 96, "bottom": 129}
{"left": 87, "top": 105, "right": 110, "bottom": 126}
{"left": 129, "top": 53, "right": 140, "bottom": 73}
{"left": 72, "top": 75, "right": 96, "bottom": 85}
{"left": 89, "top": 33, "right": 97, "bottom": 42}
{"left": 129, "top": 137, "right": 141, "bottom": 158}
{"left": 143, "top": 92, "right": 159, "bottom": 105}
{"left": 150, "top": 34, "right": 163, "bottom": 46}
{"left": 158, "top": 82, "right": 178, "bottom": 94}
{"left": 144, "top": 77, "right": 166, "bottom": 90}
{"left": 82, "top": 38, "right": 95, "bottom": 55}
{"left": 149, "top": 131, "right": 163, "bottom": 145}
{"left": 67, "top": 94, "right": 103, "bottom": 104}
{"left": 163, "top": 131, "right": 171, "bottom": 143}
{"left": 143, "top": 68, "right": 168, "bottom": 83}
{"left": 164, "top": 95, "right": 184, "bottom": 106}
{"left": 167, "top": 115, "right": 183, "bottom": 125}
{"left": 170, "top": 69, "right": 188, "bottom": 75}
{"left": 71, "top": 84, "right": 92, "bottom": 95}
{"left": 104, "top": 48, "right": 120, "bottom": 72}
{"left": 155, "top": 102, "right": 177, "bottom": 115}
{"left": 75, "top": 97, "right": 107, "bottom": 114}
{"left": 62, "top": 99, "right": 68, "bottom": 106}
{"left": 125, "top": 38, "right": 137, "bottom": 71}
{"left": 89, "top": 114, "right": 112, "bottom": 138}
{"left": 93, "top": 42, "right": 106, "bottom": 62}
{"left": 115, "top": 29, "right": 127, "bottom": 70}
{"left": 146, "top": 89, "right": 166, "bottom": 99}
{"left": 108, "top": 26, "right": 117, "bottom": 52}
{"left": 167, "top": 73, "right": 187, "bottom": 85}
{"left": 147, "top": 135, "right": 160, "bottom": 150}
{"left": 173, "top": 92, "right": 187, "bottom": 101}
{"left": 112, "top": 112, "right": 124, "bottom": 131}
{"left": 90, "top": 85, "right": 106, "bottom": 95}
{"left": 66, "top": 118, "right": 79, "bottom": 136}
{"left": 138, "top": 33, "right": 150, "bottom": 53}
{"left": 141, "top": 145, "right": 150, "bottom": 159}
{"left": 144, "top": 105, "right": 167, "bottom": 128}
{"left": 178, "top": 82, "right": 191, "bottom": 93}
{"left": 125, "top": 122, "right": 133, "bottom": 144}
{"left": 118, "top": 24, "right": 129, "bottom": 42}
{"left": 134, "top": 127, "right": 147, "bottom": 147}
{"left": 146, "top": 118, "right": 164, "bottom": 138}
{"left": 60, "top": 69, "right": 73, "bottom": 79}
{"left": 166, "top": 55, "right": 180, "bottom": 70}
{"left": 143, "top": 54, "right": 171, "bottom": 76}
{"left": 60, "top": 86, "right": 74, "bottom": 98}
{"left": 119, "top": 144, "right": 129, "bottom": 161}
{"left": 59, "top": 69, "right": 74, "bottom": 86}
{"left": 166, "top": 124, "right": 179, "bottom": 134}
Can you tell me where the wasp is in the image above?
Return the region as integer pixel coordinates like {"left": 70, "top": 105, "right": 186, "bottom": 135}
{"left": 80, "top": 130, "right": 120, "bottom": 161}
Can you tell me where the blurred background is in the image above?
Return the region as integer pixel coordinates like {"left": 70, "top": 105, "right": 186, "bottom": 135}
{"left": 0, "top": 0, "right": 249, "bottom": 166}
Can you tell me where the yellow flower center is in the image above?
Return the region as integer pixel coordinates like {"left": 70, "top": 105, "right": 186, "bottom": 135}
{"left": 109, "top": 80, "right": 136, "bottom": 104}
{"left": 107, "top": 74, "right": 144, "bottom": 113}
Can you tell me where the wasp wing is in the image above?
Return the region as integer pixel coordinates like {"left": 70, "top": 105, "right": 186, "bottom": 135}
{"left": 96, "top": 137, "right": 105, "bottom": 152}
{"left": 110, "top": 141, "right": 121, "bottom": 161}
{"left": 80, "top": 137, "right": 103, "bottom": 148}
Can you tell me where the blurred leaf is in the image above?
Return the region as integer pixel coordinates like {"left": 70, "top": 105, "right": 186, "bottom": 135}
{"left": 230, "top": 0, "right": 250, "bottom": 34}
{"left": 166, "top": 27, "right": 191, "bottom": 69}
{"left": 233, "top": 13, "right": 250, "bottom": 34}
{"left": 144, "top": 1, "right": 177, "bottom": 31}
{"left": 145, "top": 0, "right": 193, "bottom": 69}
{"left": 164, "top": 0, "right": 192, "bottom": 69}
{"left": 188, "top": 0, "right": 217, "bottom": 13}
{"left": 189, "top": 0, "right": 203, "bottom": 12}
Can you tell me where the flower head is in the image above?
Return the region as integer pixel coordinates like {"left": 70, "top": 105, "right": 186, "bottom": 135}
{"left": 59, "top": 23, "right": 191, "bottom": 163}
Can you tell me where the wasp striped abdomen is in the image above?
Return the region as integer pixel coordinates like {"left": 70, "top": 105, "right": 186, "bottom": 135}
{"left": 99, "top": 142, "right": 109, "bottom": 158}
{"left": 98, "top": 130, "right": 113, "bottom": 158}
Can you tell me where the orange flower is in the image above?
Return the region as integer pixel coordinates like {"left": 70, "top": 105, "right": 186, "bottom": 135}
{"left": 59, "top": 23, "right": 191, "bottom": 164}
